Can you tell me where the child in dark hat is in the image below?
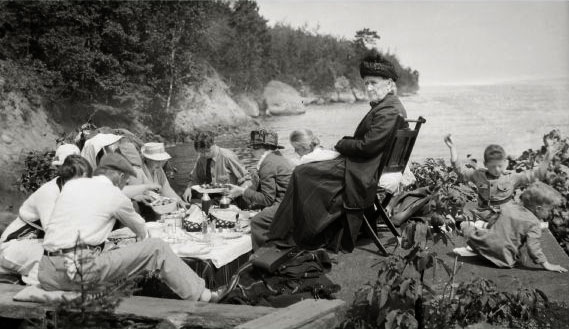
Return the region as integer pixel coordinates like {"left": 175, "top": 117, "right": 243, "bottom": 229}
{"left": 228, "top": 129, "right": 293, "bottom": 250}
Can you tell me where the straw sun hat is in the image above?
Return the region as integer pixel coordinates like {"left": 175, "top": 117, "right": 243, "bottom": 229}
{"left": 141, "top": 142, "right": 171, "bottom": 161}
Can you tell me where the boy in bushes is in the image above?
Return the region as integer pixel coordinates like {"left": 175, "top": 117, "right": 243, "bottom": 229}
{"left": 445, "top": 135, "right": 567, "bottom": 272}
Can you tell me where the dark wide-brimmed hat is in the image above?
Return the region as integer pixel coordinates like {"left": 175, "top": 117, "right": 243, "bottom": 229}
{"left": 249, "top": 129, "right": 284, "bottom": 149}
{"left": 359, "top": 54, "right": 399, "bottom": 81}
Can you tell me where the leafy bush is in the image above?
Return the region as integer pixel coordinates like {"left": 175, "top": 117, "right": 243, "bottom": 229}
{"left": 408, "top": 158, "right": 477, "bottom": 228}
{"left": 339, "top": 251, "right": 439, "bottom": 329}
{"left": 17, "top": 150, "right": 57, "bottom": 194}
{"left": 426, "top": 279, "right": 550, "bottom": 329}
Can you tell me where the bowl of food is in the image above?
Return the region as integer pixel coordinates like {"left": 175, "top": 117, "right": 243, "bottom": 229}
{"left": 150, "top": 198, "right": 178, "bottom": 215}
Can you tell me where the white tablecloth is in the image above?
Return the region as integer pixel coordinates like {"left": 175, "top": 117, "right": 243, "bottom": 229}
{"left": 170, "top": 234, "right": 252, "bottom": 268}
{"left": 111, "top": 223, "right": 252, "bottom": 269}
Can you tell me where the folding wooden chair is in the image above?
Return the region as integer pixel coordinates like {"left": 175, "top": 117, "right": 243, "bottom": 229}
{"left": 362, "top": 116, "right": 426, "bottom": 255}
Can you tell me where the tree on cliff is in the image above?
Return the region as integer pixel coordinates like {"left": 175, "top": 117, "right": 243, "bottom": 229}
{"left": 202, "top": 0, "right": 271, "bottom": 93}
{"left": 0, "top": 0, "right": 420, "bottom": 139}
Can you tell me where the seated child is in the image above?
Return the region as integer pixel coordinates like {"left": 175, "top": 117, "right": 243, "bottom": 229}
{"left": 444, "top": 134, "right": 554, "bottom": 225}
{"left": 461, "top": 182, "right": 567, "bottom": 272}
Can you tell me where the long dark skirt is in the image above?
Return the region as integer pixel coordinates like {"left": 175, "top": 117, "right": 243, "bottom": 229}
{"left": 250, "top": 203, "right": 279, "bottom": 251}
{"left": 267, "top": 157, "right": 361, "bottom": 252}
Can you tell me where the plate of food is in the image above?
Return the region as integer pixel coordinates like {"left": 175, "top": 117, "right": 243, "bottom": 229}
{"left": 191, "top": 183, "right": 230, "bottom": 194}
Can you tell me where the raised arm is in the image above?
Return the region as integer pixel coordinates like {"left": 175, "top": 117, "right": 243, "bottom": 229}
{"left": 444, "top": 134, "right": 475, "bottom": 183}
{"left": 512, "top": 137, "right": 558, "bottom": 188}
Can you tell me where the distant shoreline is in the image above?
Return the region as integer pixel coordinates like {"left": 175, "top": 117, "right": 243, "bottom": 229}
{"left": 422, "top": 76, "right": 569, "bottom": 88}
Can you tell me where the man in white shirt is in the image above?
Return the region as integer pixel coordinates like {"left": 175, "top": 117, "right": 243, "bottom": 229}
{"left": 38, "top": 154, "right": 223, "bottom": 302}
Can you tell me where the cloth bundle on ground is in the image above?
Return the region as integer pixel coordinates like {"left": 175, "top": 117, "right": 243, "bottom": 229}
{"left": 388, "top": 186, "right": 437, "bottom": 226}
{"left": 221, "top": 249, "right": 339, "bottom": 307}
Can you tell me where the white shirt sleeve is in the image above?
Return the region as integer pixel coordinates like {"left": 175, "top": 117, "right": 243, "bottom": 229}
{"left": 300, "top": 148, "right": 340, "bottom": 165}
{"left": 18, "top": 179, "right": 60, "bottom": 228}
{"left": 113, "top": 196, "right": 147, "bottom": 239}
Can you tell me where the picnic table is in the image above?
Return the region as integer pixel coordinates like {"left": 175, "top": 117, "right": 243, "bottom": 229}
{"left": 111, "top": 205, "right": 254, "bottom": 296}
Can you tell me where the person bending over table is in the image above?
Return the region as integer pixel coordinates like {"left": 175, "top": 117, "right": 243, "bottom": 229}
{"left": 38, "top": 154, "right": 226, "bottom": 302}
{"left": 183, "top": 131, "right": 250, "bottom": 202}
{"left": 227, "top": 130, "right": 294, "bottom": 250}
{"left": 266, "top": 52, "right": 408, "bottom": 252}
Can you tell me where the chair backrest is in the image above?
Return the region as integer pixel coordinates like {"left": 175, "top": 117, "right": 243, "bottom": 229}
{"left": 378, "top": 116, "right": 426, "bottom": 175}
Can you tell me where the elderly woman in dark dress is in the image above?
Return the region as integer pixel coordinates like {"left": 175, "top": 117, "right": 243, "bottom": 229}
{"left": 266, "top": 54, "right": 408, "bottom": 252}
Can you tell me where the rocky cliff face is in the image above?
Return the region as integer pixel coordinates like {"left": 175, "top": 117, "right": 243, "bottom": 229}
{"left": 173, "top": 73, "right": 252, "bottom": 136}
{"left": 263, "top": 80, "right": 307, "bottom": 116}
{"left": 0, "top": 90, "right": 60, "bottom": 191}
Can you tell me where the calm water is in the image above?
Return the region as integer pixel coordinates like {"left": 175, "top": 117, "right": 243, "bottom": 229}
{"left": 168, "top": 78, "right": 569, "bottom": 192}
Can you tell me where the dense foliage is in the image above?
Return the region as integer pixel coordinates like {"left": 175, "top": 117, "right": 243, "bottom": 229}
{"left": 17, "top": 150, "right": 57, "bottom": 194}
{"left": 0, "top": 0, "right": 419, "bottom": 138}
{"left": 407, "top": 158, "right": 477, "bottom": 228}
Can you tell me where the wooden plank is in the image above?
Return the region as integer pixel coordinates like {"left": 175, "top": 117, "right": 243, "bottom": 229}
{"left": 0, "top": 283, "right": 275, "bottom": 328}
{"left": 0, "top": 284, "right": 52, "bottom": 319}
{"left": 235, "top": 299, "right": 345, "bottom": 329}
{"left": 296, "top": 312, "right": 342, "bottom": 329}
{"left": 115, "top": 295, "right": 275, "bottom": 329}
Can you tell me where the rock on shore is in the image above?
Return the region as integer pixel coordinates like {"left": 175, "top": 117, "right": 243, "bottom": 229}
{"left": 174, "top": 73, "right": 252, "bottom": 135}
{"left": 334, "top": 76, "right": 356, "bottom": 104}
{"left": 235, "top": 94, "right": 260, "bottom": 117}
{"left": 263, "top": 80, "right": 307, "bottom": 116}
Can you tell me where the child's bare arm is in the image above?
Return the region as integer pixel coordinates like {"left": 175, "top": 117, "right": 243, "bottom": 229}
{"left": 444, "top": 134, "right": 458, "bottom": 163}
{"left": 534, "top": 149, "right": 552, "bottom": 181}
{"left": 444, "top": 134, "right": 474, "bottom": 182}
{"left": 526, "top": 223, "right": 567, "bottom": 272}
{"left": 542, "top": 261, "right": 568, "bottom": 273}
{"left": 514, "top": 137, "right": 558, "bottom": 187}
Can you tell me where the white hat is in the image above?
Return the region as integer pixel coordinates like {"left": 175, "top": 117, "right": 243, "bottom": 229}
{"left": 80, "top": 133, "right": 124, "bottom": 169}
{"left": 52, "top": 144, "right": 81, "bottom": 166}
{"left": 141, "top": 142, "right": 171, "bottom": 161}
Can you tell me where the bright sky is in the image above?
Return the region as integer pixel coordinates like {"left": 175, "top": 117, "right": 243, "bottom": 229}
{"left": 257, "top": 0, "right": 569, "bottom": 85}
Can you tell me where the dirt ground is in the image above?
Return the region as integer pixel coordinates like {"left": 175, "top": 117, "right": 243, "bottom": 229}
{"left": 328, "top": 229, "right": 569, "bottom": 306}
{"left": 2, "top": 194, "right": 568, "bottom": 310}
